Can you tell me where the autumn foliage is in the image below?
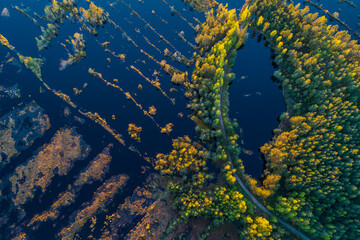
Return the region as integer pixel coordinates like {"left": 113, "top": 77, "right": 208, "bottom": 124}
{"left": 253, "top": 0, "right": 360, "bottom": 238}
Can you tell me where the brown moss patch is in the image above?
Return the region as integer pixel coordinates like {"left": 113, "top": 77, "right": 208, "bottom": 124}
{"left": 0, "top": 101, "right": 50, "bottom": 169}
{"left": 9, "top": 127, "right": 90, "bottom": 206}
{"left": 75, "top": 143, "right": 113, "bottom": 186}
{"left": 58, "top": 174, "right": 128, "bottom": 240}
{"left": 28, "top": 144, "right": 113, "bottom": 229}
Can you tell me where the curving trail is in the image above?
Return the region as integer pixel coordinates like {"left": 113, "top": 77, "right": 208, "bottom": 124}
{"left": 216, "top": 15, "right": 311, "bottom": 240}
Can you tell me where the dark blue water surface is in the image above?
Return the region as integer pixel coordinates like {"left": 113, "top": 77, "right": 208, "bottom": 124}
{"left": 0, "top": 0, "right": 199, "bottom": 238}
{"left": 1, "top": 0, "right": 359, "bottom": 238}
{"left": 228, "top": 34, "right": 285, "bottom": 179}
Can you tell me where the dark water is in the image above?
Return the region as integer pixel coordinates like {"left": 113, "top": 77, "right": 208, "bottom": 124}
{"left": 229, "top": 34, "right": 285, "bottom": 179}
{"left": 0, "top": 0, "right": 198, "bottom": 238}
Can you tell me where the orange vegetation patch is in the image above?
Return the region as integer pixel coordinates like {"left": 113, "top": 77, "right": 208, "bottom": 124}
{"left": 27, "top": 190, "right": 76, "bottom": 230}
{"left": 9, "top": 127, "right": 90, "bottom": 206}
{"left": 155, "top": 135, "right": 207, "bottom": 175}
{"left": 128, "top": 123, "right": 142, "bottom": 142}
{"left": 10, "top": 232, "right": 28, "bottom": 240}
{"left": 185, "top": 0, "right": 218, "bottom": 12}
{"left": 0, "top": 33, "right": 15, "bottom": 50}
{"left": 160, "top": 123, "right": 174, "bottom": 134}
{"left": 58, "top": 174, "right": 129, "bottom": 240}
{"left": 75, "top": 143, "right": 113, "bottom": 186}
{"left": 148, "top": 106, "right": 156, "bottom": 116}
{"left": 17, "top": 54, "right": 44, "bottom": 80}
{"left": 80, "top": 1, "right": 105, "bottom": 27}
{"left": 28, "top": 144, "right": 113, "bottom": 229}
{"left": 0, "top": 102, "right": 50, "bottom": 170}
{"left": 79, "top": 110, "right": 125, "bottom": 145}
{"left": 99, "top": 174, "right": 173, "bottom": 240}
{"left": 126, "top": 200, "right": 177, "bottom": 240}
